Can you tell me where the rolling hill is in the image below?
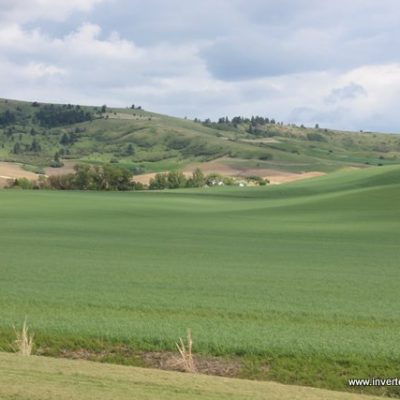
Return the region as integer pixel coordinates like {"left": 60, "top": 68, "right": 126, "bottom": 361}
{"left": 1, "top": 97, "right": 400, "bottom": 183}
{"left": 1, "top": 165, "right": 400, "bottom": 396}
{"left": 2, "top": 98, "right": 400, "bottom": 397}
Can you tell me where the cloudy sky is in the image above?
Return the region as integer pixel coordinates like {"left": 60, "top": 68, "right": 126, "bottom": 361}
{"left": 1, "top": 0, "right": 399, "bottom": 132}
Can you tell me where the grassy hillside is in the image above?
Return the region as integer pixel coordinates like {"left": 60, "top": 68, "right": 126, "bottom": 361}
{"left": 0, "top": 353, "right": 382, "bottom": 400}
{"left": 1, "top": 97, "right": 400, "bottom": 175}
{"left": 1, "top": 165, "right": 400, "bottom": 395}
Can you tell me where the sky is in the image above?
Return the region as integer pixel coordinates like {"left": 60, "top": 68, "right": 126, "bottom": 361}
{"left": 1, "top": 0, "right": 399, "bottom": 132}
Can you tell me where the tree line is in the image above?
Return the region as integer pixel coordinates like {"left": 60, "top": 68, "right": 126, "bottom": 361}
{"left": 8, "top": 165, "right": 268, "bottom": 191}
{"left": 197, "top": 115, "right": 278, "bottom": 129}
{"left": 9, "top": 164, "right": 140, "bottom": 191}
{"left": 35, "top": 104, "right": 93, "bottom": 127}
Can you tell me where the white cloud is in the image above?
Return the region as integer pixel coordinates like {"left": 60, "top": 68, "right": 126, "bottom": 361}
{"left": 23, "top": 63, "right": 67, "bottom": 79}
{"left": 0, "top": 0, "right": 399, "bottom": 132}
{"left": 285, "top": 65, "right": 400, "bottom": 131}
{"left": 325, "top": 83, "right": 367, "bottom": 104}
{"left": 0, "top": 23, "right": 210, "bottom": 108}
{"left": 0, "top": 0, "right": 107, "bottom": 23}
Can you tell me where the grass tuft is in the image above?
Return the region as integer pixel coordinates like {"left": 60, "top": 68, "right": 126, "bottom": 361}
{"left": 13, "top": 318, "right": 34, "bottom": 356}
{"left": 176, "top": 328, "right": 196, "bottom": 373}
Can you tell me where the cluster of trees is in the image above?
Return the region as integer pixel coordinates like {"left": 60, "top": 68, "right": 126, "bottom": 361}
{"left": 149, "top": 169, "right": 205, "bottom": 189}
{"left": 60, "top": 132, "right": 79, "bottom": 146}
{"left": 9, "top": 164, "right": 143, "bottom": 191}
{"left": 8, "top": 164, "right": 268, "bottom": 191}
{"left": 112, "top": 143, "right": 135, "bottom": 157}
{"left": 0, "top": 110, "right": 16, "bottom": 126}
{"left": 149, "top": 169, "right": 268, "bottom": 189}
{"left": 49, "top": 164, "right": 140, "bottom": 190}
{"left": 35, "top": 104, "right": 93, "bottom": 127}
{"left": 196, "top": 115, "right": 277, "bottom": 130}
{"left": 51, "top": 152, "right": 64, "bottom": 168}
{"left": 12, "top": 138, "right": 41, "bottom": 154}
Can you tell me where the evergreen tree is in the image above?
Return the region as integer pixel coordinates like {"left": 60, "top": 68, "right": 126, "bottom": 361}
{"left": 30, "top": 138, "right": 41, "bottom": 152}
{"left": 126, "top": 143, "right": 135, "bottom": 156}
{"left": 12, "top": 142, "right": 22, "bottom": 154}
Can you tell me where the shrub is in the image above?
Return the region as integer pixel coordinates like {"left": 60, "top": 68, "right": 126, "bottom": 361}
{"left": 149, "top": 173, "right": 168, "bottom": 190}
{"left": 186, "top": 168, "right": 205, "bottom": 188}
{"left": 258, "top": 153, "right": 273, "bottom": 161}
{"left": 205, "top": 173, "right": 224, "bottom": 186}
{"left": 245, "top": 175, "right": 268, "bottom": 186}
{"left": 149, "top": 171, "right": 187, "bottom": 190}
{"left": 222, "top": 176, "right": 235, "bottom": 185}
{"left": 307, "top": 132, "right": 326, "bottom": 142}
{"left": 50, "top": 160, "right": 64, "bottom": 168}
{"left": 12, "top": 178, "right": 34, "bottom": 189}
{"left": 167, "top": 171, "right": 187, "bottom": 189}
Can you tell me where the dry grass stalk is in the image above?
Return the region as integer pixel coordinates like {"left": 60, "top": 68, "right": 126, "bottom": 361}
{"left": 14, "top": 318, "right": 34, "bottom": 356}
{"left": 176, "top": 328, "right": 196, "bottom": 373}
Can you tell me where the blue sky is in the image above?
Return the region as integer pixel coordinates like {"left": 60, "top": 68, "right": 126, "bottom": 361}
{"left": 1, "top": 0, "right": 400, "bottom": 132}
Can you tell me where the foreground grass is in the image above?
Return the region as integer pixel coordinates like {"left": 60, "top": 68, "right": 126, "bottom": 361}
{"left": 0, "top": 352, "right": 383, "bottom": 400}
{"left": 0, "top": 165, "right": 400, "bottom": 395}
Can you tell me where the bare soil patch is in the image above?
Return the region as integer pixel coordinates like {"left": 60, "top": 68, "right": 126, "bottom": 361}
{"left": 186, "top": 158, "right": 325, "bottom": 185}
{"left": 0, "top": 162, "right": 38, "bottom": 180}
{"left": 0, "top": 177, "right": 10, "bottom": 188}
{"left": 264, "top": 171, "right": 325, "bottom": 184}
{"left": 44, "top": 160, "right": 76, "bottom": 176}
{"left": 141, "top": 351, "right": 242, "bottom": 377}
{"left": 133, "top": 172, "right": 159, "bottom": 184}
{"left": 0, "top": 161, "right": 78, "bottom": 187}
{"left": 49, "top": 347, "right": 242, "bottom": 378}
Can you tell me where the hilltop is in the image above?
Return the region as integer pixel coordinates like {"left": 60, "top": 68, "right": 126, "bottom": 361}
{"left": 1, "top": 97, "right": 400, "bottom": 185}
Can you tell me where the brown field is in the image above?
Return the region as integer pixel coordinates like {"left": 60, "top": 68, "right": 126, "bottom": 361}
{"left": 0, "top": 162, "right": 39, "bottom": 187}
{"left": 0, "top": 162, "right": 38, "bottom": 180}
{"left": 133, "top": 158, "right": 325, "bottom": 185}
{"left": 265, "top": 171, "right": 325, "bottom": 184}
{"left": 44, "top": 160, "right": 76, "bottom": 176}
{"left": 0, "top": 161, "right": 78, "bottom": 187}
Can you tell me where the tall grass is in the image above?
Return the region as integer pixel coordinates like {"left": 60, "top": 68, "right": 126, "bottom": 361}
{"left": 176, "top": 329, "right": 196, "bottom": 373}
{"left": 13, "top": 319, "right": 34, "bottom": 356}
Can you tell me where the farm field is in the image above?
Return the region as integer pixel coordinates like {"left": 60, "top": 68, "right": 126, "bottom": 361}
{"left": 0, "top": 352, "right": 382, "bottom": 400}
{"left": 1, "top": 165, "right": 400, "bottom": 396}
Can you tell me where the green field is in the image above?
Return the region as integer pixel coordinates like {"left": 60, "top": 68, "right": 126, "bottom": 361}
{"left": 1, "top": 165, "right": 400, "bottom": 396}
{"left": 0, "top": 352, "right": 381, "bottom": 400}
